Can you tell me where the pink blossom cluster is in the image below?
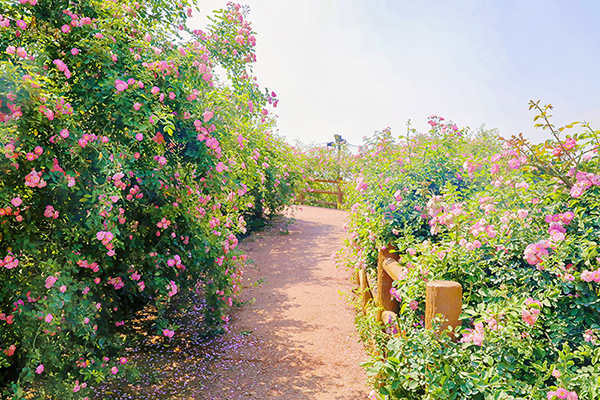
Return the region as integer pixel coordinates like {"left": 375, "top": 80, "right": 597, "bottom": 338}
{"left": 45, "top": 275, "right": 57, "bottom": 289}
{"left": 389, "top": 287, "right": 402, "bottom": 302}
{"left": 0, "top": 100, "right": 22, "bottom": 122}
{"left": 156, "top": 217, "right": 171, "bottom": 229}
{"left": 107, "top": 276, "right": 124, "bottom": 290}
{"left": 25, "top": 145, "right": 43, "bottom": 161}
{"left": 0, "top": 254, "right": 19, "bottom": 269}
{"left": 163, "top": 328, "right": 175, "bottom": 338}
{"left": 545, "top": 211, "right": 573, "bottom": 243}
{"left": 24, "top": 169, "right": 46, "bottom": 188}
{"left": 166, "top": 255, "right": 185, "bottom": 270}
{"left": 583, "top": 328, "right": 598, "bottom": 345}
{"left": 109, "top": 172, "right": 129, "bottom": 190}
{"left": 167, "top": 280, "right": 178, "bottom": 297}
{"left": 222, "top": 233, "right": 239, "bottom": 253}
{"left": 462, "top": 160, "right": 482, "bottom": 179}
{"left": 570, "top": 171, "right": 600, "bottom": 198}
{"left": 44, "top": 205, "right": 59, "bottom": 218}
{"left": 461, "top": 322, "right": 484, "bottom": 346}
{"left": 96, "top": 230, "right": 115, "bottom": 256}
{"left": 522, "top": 298, "right": 541, "bottom": 325}
{"left": 547, "top": 388, "right": 578, "bottom": 400}
{"left": 552, "top": 137, "right": 577, "bottom": 156}
{"left": 6, "top": 45, "right": 29, "bottom": 59}
{"left": 524, "top": 241, "right": 549, "bottom": 266}
{"left": 580, "top": 269, "right": 600, "bottom": 282}
{"left": 0, "top": 15, "right": 11, "bottom": 27}
{"left": 77, "top": 259, "right": 99, "bottom": 273}
{"left": 142, "top": 60, "right": 179, "bottom": 76}
{"left": 52, "top": 59, "right": 71, "bottom": 79}
{"left": 62, "top": 9, "right": 93, "bottom": 27}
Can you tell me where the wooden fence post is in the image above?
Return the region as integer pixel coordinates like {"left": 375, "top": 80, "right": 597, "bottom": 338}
{"left": 425, "top": 280, "right": 462, "bottom": 338}
{"left": 376, "top": 248, "right": 400, "bottom": 321}
{"left": 358, "top": 268, "right": 372, "bottom": 314}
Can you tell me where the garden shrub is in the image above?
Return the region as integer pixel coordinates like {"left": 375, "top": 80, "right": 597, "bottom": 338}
{"left": 344, "top": 106, "right": 600, "bottom": 399}
{"left": 0, "top": 0, "right": 300, "bottom": 398}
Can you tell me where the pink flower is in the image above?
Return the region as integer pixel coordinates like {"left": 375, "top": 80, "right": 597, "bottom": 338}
{"left": 60, "top": 285, "right": 67, "bottom": 293}
{"left": 409, "top": 300, "right": 418, "bottom": 310}
{"left": 581, "top": 270, "right": 593, "bottom": 282}
{"left": 393, "top": 189, "right": 403, "bottom": 202}
{"left": 133, "top": 102, "right": 141, "bottom": 110}
{"left": 45, "top": 314, "right": 53, "bottom": 323}
{"left": 16, "top": 47, "right": 28, "bottom": 58}
{"left": 135, "top": 133, "right": 143, "bottom": 141}
{"left": 11, "top": 197, "right": 22, "bottom": 207}
{"left": 507, "top": 158, "right": 520, "bottom": 170}
{"left": 45, "top": 275, "right": 57, "bottom": 288}
{"left": 555, "top": 388, "right": 569, "bottom": 399}
{"left": 61, "top": 24, "right": 71, "bottom": 33}
{"left": 35, "top": 364, "right": 44, "bottom": 374}
{"left": 111, "top": 366, "right": 118, "bottom": 374}
{"left": 60, "top": 128, "right": 70, "bottom": 138}
{"left": 517, "top": 209, "right": 528, "bottom": 219}
{"left": 151, "top": 86, "right": 160, "bottom": 94}
{"left": 16, "top": 20, "right": 26, "bottom": 30}
{"left": 71, "top": 48, "right": 79, "bottom": 55}
{"left": 552, "top": 369, "right": 561, "bottom": 378}
{"left": 163, "top": 328, "right": 175, "bottom": 338}
{"left": 203, "top": 110, "right": 214, "bottom": 122}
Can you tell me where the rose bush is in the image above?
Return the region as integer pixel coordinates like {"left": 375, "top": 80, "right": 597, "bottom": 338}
{"left": 343, "top": 106, "right": 600, "bottom": 399}
{"left": 0, "top": 0, "right": 300, "bottom": 398}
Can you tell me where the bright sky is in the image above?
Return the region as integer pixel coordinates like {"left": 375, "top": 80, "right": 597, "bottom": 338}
{"left": 191, "top": 0, "right": 600, "bottom": 147}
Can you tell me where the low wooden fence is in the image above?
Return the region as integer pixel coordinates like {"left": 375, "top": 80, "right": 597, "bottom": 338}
{"left": 357, "top": 247, "right": 463, "bottom": 337}
{"left": 298, "top": 178, "right": 345, "bottom": 208}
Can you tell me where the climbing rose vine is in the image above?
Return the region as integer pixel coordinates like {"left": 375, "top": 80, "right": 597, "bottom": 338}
{"left": 0, "top": 0, "right": 300, "bottom": 397}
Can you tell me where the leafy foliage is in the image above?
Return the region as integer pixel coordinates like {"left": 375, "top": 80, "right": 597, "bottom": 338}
{"left": 344, "top": 109, "right": 600, "bottom": 400}
{"left": 0, "top": 0, "right": 300, "bottom": 398}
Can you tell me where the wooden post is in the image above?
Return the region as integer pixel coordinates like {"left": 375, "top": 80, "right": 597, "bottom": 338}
{"left": 376, "top": 248, "right": 400, "bottom": 321}
{"left": 425, "top": 280, "right": 462, "bottom": 337}
{"left": 336, "top": 180, "right": 343, "bottom": 207}
{"left": 358, "top": 268, "right": 372, "bottom": 314}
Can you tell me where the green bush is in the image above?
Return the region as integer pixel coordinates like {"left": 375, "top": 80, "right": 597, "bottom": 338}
{"left": 0, "top": 0, "right": 300, "bottom": 397}
{"left": 345, "top": 107, "right": 600, "bottom": 399}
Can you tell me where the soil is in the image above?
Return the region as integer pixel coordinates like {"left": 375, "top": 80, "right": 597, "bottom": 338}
{"left": 96, "top": 205, "right": 370, "bottom": 400}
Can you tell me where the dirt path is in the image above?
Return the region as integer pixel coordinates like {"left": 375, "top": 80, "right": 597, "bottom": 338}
{"left": 202, "top": 205, "right": 370, "bottom": 399}
{"left": 95, "top": 205, "right": 370, "bottom": 399}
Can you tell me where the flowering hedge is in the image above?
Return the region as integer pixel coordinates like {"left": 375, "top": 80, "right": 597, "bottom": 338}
{"left": 0, "top": 0, "right": 300, "bottom": 398}
{"left": 343, "top": 106, "right": 600, "bottom": 399}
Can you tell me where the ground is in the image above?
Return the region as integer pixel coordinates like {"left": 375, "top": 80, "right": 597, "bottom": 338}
{"left": 96, "top": 205, "right": 369, "bottom": 399}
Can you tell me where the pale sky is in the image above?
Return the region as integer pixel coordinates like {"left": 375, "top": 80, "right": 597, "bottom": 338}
{"left": 190, "top": 0, "right": 600, "bottom": 146}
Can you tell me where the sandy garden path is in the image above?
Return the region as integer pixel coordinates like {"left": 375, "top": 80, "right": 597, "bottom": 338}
{"left": 202, "top": 205, "right": 370, "bottom": 399}
{"left": 96, "top": 205, "right": 370, "bottom": 399}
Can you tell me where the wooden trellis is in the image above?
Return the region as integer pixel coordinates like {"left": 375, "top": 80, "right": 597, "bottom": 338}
{"left": 298, "top": 178, "right": 345, "bottom": 208}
